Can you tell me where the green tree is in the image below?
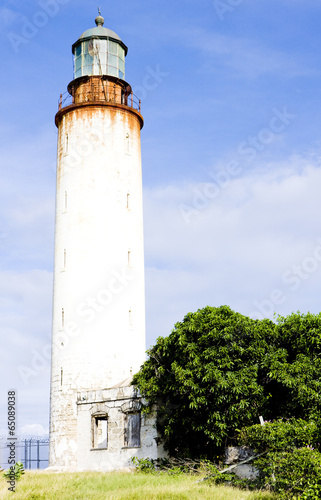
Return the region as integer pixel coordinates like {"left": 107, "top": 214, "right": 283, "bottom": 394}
{"left": 133, "top": 307, "right": 321, "bottom": 459}
{"left": 133, "top": 306, "right": 277, "bottom": 458}
{"left": 267, "top": 311, "right": 321, "bottom": 420}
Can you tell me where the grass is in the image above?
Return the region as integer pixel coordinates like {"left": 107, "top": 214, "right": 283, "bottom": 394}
{"left": 0, "top": 471, "right": 275, "bottom": 499}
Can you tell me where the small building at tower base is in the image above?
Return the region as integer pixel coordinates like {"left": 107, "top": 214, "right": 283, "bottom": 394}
{"left": 49, "top": 377, "right": 166, "bottom": 472}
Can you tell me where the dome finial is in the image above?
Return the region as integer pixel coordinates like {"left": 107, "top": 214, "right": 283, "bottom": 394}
{"left": 95, "top": 8, "right": 104, "bottom": 27}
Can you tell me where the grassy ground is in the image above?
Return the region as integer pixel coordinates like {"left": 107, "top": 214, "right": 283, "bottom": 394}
{"left": 0, "top": 471, "right": 275, "bottom": 500}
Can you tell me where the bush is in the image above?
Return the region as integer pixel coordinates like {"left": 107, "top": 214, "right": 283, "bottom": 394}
{"left": 236, "top": 420, "right": 321, "bottom": 498}
{"left": 238, "top": 419, "right": 320, "bottom": 453}
{"left": 131, "top": 457, "right": 157, "bottom": 473}
{"left": 254, "top": 448, "right": 321, "bottom": 499}
{"left": 3, "top": 461, "right": 25, "bottom": 481}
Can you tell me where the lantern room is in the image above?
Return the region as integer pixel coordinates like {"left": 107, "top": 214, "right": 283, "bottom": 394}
{"left": 71, "top": 13, "right": 128, "bottom": 81}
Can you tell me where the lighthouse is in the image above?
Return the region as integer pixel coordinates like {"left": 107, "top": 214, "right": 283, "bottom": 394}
{"left": 49, "top": 13, "right": 163, "bottom": 471}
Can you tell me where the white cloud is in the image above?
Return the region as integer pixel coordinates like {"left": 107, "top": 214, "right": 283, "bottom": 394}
{"left": 144, "top": 153, "right": 321, "bottom": 344}
{"left": 0, "top": 269, "right": 52, "bottom": 433}
{"left": 18, "top": 424, "right": 49, "bottom": 437}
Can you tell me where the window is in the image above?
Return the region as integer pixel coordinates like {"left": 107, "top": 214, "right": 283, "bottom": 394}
{"left": 124, "top": 413, "right": 141, "bottom": 448}
{"left": 61, "top": 308, "right": 65, "bottom": 328}
{"left": 125, "top": 133, "right": 130, "bottom": 155}
{"left": 127, "top": 193, "right": 130, "bottom": 209}
{"left": 92, "top": 415, "right": 108, "bottom": 449}
{"left": 60, "top": 368, "right": 63, "bottom": 386}
{"left": 65, "top": 134, "right": 69, "bottom": 155}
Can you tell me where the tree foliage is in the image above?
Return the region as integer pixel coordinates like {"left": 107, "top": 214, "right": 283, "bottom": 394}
{"left": 133, "top": 306, "right": 321, "bottom": 458}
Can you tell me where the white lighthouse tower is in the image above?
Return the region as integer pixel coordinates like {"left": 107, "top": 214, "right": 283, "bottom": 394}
{"left": 49, "top": 13, "right": 162, "bottom": 471}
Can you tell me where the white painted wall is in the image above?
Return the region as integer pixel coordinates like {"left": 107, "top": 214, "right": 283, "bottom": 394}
{"left": 49, "top": 104, "right": 146, "bottom": 468}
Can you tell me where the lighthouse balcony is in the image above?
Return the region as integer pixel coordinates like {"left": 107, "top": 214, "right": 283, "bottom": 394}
{"left": 58, "top": 75, "right": 141, "bottom": 113}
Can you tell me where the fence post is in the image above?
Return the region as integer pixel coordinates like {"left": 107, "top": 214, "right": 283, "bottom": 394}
{"left": 29, "top": 440, "right": 32, "bottom": 469}
{"left": 25, "top": 439, "right": 28, "bottom": 470}
{"left": 37, "top": 441, "right": 40, "bottom": 469}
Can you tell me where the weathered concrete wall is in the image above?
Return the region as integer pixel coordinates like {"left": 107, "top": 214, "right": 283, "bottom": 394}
{"left": 49, "top": 101, "right": 146, "bottom": 469}
{"left": 76, "top": 385, "right": 166, "bottom": 471}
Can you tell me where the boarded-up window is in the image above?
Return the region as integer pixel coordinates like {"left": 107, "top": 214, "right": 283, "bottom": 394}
{"left": 124, "top": 413, "right": 140, "bottom": 448}
{"left": 92, "top": 416, "right": 108, "bottom": 449}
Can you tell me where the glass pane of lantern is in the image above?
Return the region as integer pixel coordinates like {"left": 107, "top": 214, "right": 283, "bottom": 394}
{"left": 99, "top": 52, "right": 107, "bottom": 69}
{"left": 108, "top": 54, "right": 118, "bottom": 68}
{"left": 108, "top": 40, "right": 118, "bottom": 55}
{"left": 84, "top": 65, "right": 93, "bottom": 76}
{"left": 99, "top": 40, "right": 108, "bottom": 53}
{"left": 84, "top": 53, "right": 93, "bottom": 66}
{"left": 118, "top": 47, "right": 125, "bottom": 61}
{"left": 119, "top": 59, "right": 125, "bottom": 72}
{"left": 75, "top": 57, "right": 82, "bottom": 72}
{"left": 83, "top": 41, "right": 89, "bottom": 54}
{"left": 108, "top": 66, "right": 118, "bottom": 77}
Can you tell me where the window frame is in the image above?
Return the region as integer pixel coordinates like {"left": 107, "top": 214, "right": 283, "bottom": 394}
{"left": 91, "top": 413, "right": 108, "bottom": 451}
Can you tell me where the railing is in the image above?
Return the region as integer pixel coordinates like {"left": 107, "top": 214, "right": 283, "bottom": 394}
{"left": 58, "top": 90, "right": 141, "bottom": 113}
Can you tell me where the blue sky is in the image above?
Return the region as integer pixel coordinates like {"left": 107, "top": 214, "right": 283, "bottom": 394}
{"left": 1, "top": 0, "right": 321, "bottom": 436}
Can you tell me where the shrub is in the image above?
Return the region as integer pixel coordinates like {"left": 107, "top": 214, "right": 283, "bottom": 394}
{"left": 254, "top": 448, "right": 321, "bottom": 499}
{"left": 238, "top": 419, "right": 320, "bottom": 453}
{"left": 235, "top": 419, "right": 321, "bottom": 498}
{"left": 3, "top": 461, "right": 25, "bottom": 481}
{"left": 131, "top": 457, "right": 157, "bottom": 473}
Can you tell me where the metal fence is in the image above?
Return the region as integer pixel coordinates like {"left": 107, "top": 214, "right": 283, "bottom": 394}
{"left": 0, "top": 437, "right": 49, "bottom": 470}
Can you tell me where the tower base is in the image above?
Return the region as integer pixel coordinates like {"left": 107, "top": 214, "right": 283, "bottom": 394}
{"left": 49, "top": 378, "right": 166, "bottom": 471}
